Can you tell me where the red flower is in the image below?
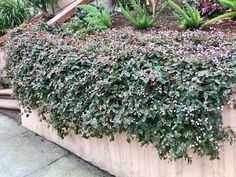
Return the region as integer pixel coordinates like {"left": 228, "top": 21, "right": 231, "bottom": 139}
{"left": 211, "top": 3, "right": 217, "bottom": 10}
{"left": 202, "top": 6, "right": 209, "bottom": 13}
{"left": 200, "top": 0, "right": 206, "bottom": 5}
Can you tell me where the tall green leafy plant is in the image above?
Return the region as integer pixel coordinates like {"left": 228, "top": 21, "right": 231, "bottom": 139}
{"left": 119, "top": 0, "right": 167, "bottom": 29}
{"left": 203, "top": 0, "right": 236, "bottom": 27}
{"left": 78, "top": 5, "right": 112, "bottom": 31}
{"left": 0, "top": 0, "right": 35, "bottom": 29}
{"left": 168, "top": 0, "right": 202, "bottom": 29}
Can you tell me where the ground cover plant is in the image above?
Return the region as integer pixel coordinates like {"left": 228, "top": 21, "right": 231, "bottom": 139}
{"left": 5, "top": 23, "right": 236, "bottom": 162}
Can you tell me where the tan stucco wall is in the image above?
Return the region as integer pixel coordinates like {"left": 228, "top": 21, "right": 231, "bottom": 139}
{"left": 22, "top": 105, "right": 236, "bottom": 177}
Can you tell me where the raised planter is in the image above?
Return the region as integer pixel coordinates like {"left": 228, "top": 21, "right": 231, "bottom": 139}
{"left": 21, "top": 105, "right": 236, "bottom": 177}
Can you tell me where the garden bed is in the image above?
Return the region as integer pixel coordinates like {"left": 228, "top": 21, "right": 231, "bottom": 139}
{"left": 63, "top": 5, "right": 236, "bottom": 34}
{"left": 111, "top": 11, "right": 236, "bottom": 33}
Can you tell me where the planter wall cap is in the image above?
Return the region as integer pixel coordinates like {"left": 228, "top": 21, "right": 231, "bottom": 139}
{"left": 0, "top": 99, "right": 19, "bottom": 110}
{"left": 0, "top": 89, "right": 13, "bottom": 96}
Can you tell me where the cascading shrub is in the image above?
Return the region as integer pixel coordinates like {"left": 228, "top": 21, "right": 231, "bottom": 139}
{"left": 5, "top": 24, "right": 236, "bottom": 162}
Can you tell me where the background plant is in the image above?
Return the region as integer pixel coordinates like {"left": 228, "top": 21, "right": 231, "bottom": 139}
{"left": 203, "top": 0, "right": 236, "bottom": 27}
{"left": 0, "top": 0, "right": 36, "bottom": 31}
{"left": 191, "top": 0, "right": 226, "bottom": 17}
{"left": 138, "top": 0, "right": 164, "bottom": 17}
{"left": 65, "top": 4, "right": 112, "bottom": 34}
{"left": 168, "top": 0, "right": 202, "bottom": 29}
{"left": 62, "top": 7, "right": 88, "bottom": 33}
{"left": 5, "top": 24, "right": 236, "bottom": 162}
{"left": 116, "top": 0, "right": 163, "bottom": 17}
{"left": 120, "top": 0, "right": 167, "bottom": 29}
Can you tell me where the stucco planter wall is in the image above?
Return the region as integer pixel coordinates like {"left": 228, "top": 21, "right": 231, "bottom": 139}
{"left": 21, "top": 105, "right": 236, "bottom": 177}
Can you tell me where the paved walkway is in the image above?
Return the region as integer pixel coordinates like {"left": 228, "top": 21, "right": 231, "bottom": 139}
{"left": 0, "top": 114, "right": 113, "bottom": 177}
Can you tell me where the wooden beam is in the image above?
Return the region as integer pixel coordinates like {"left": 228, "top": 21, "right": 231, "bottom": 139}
{"left": 48, "top": 0, "right": 92, "bottom": 25}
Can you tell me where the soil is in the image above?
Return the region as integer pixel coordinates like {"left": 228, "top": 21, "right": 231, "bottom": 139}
{"left": 209, "top": 18, "right": 236, "bottom": 33}
{"left": 112, "top": 10, "right": 236, "bottom": 33}
{"left": 28, "top": 13, "right": 52, "bottom": 25}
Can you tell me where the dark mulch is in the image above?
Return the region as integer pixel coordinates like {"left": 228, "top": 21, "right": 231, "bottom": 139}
{"left": 209, "top": 18, "right": 236, "bottom": 33}
{"left": 112, "top": 10, "right": 236, "bottom": 34}
{"left": 28, "top": 13, "right": 52, "bottom": 25}
{"left": 112, "top": 11, "right": 180, "bottom": 31}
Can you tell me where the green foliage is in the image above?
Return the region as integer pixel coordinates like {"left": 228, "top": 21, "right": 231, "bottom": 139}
{"left": 203, "top": 0, "right": 236, "bottom": 27}
{"left": 119, "top": 0, "right": 167, "bottom": 29}
{"left": 0, "top": 16, "right": 4, "bottom": 36}
{"left": 168, "top": 0, "right": 202, "bottom": 29}
{"left": 64, "top": 5, "right": 112, "bottom": 34}
{"left": 77, "top": 5, "right": 112, "bottom": 32}
{"left": 5, "top": 24, "right": 236, "bottom": 162}
{"left": 220, "top": 0, "right": 236, "bottom": 11}
{"left": 0, "top": 0, "right": 35, "bottom": 30}
{"left": 62, "top": 7, "right": 88, "bottom": 34}
{"left": 63, "top": 21, "right": 84, "bottom": 34}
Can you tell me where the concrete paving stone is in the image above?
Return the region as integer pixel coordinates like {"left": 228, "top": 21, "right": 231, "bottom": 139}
{"left": 0, "top": 130, "right": 69, "bottom": 177}
{"left": 0, "top": 114, "right": 28, "bottom": 141}
{"left": 0, "top": 114, "right": 113, "bottom": 177}
{"left": 26, "top": 154, "right": 113, "bottom": 177}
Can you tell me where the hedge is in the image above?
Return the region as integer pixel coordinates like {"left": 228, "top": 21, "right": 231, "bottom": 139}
{"left": 5, "top": 24, "right": 236, "bottom": 162}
